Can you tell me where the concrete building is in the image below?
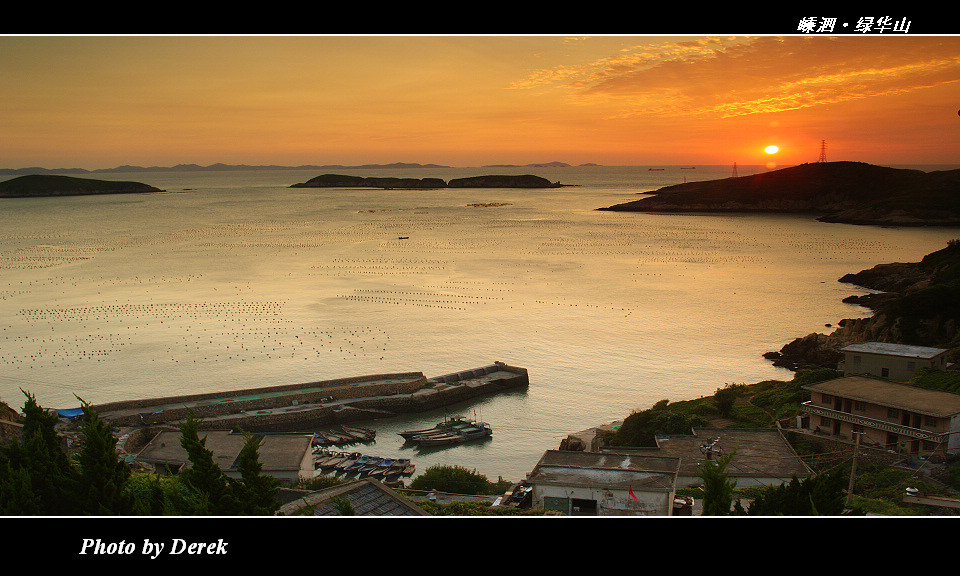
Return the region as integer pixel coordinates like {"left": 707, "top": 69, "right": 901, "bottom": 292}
{"left": 839, "top": 342, "right": 950, "bottom": 382}
{"left": 799, "top": 375, "right": 960, "bottom": 457}
{"left": 525, "top": 450, "right": 680, "bottom": 516}
{"left": 135, "top": 429, "right": 314, "bottom": 483}
{"left": 647, "top": 428, "right": 813, "bottom": 488}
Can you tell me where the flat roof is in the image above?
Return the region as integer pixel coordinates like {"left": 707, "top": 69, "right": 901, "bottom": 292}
{"left": 527, "top": 450, "right": 680, "bottom": 492}
{"left": 804, "top": 376, "right": 960, "bottom": 417}
{"left": 840, "top": 342, "right": 948, "bottom": 358}
{"left": 651, "top": 428, "right": 812, "bottom": 480}
{"left": 136, "top": 429, "right": 311, "bottom": 472}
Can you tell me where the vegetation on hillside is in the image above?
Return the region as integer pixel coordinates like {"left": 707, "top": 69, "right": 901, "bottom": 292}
{"left": 0, "top": 391, "right": 280, "bottom": 515}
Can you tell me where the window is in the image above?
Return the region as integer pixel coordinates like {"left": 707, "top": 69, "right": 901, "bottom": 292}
{"left": 854, "top": 401, "right": 866, "bottom": 411}
{"left": 821, "top": 393, "right": 832, "bottom": 405}
{"left": 881, "top": 367, "right": 890, "bottom": 377}
{"left": 924, "top": 415, "right": 938, "bottom": 427}
{"left": 852, "top": 355, "right": 861, "bottom": 366}
{"left": 888, "top": 408, "right": 899, "bottom": 418}
{"left": 907, "top": 361, "right": 916, "bottom": 371}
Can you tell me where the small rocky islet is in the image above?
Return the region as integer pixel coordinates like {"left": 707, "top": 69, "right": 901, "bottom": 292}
{"left": 0, "top": 174, "right": 164, "bottom": 197}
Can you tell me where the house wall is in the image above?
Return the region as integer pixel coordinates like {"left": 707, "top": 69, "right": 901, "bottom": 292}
{"left": 804, "top": 390, "right": 954, "bottom": 456}
{"left": 844, "top": 351, "right": 947, "bottom": 382}
{"left": 532, "top": 484, "right": 673, "bottom": 516}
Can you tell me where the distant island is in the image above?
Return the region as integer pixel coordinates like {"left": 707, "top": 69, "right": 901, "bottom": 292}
{"left": 290, "top": 173, "right": 564, "bottom": 189}
{"left": 0, "top": 161, "right": 598, "bottom": 176}
{"left": 0, "top": 174, "right": 164, "bottom": 198}
{"left": 598, "top": 161, "right": 960, "bottom": 226}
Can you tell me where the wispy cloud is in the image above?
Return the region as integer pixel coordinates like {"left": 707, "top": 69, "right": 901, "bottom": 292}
{"left": 511, "top": 36, "right": 960, "bottom": 119}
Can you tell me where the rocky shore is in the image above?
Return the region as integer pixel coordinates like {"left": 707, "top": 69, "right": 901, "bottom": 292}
{"left": 764, "top": 241, "right": 960, "bottom": 370}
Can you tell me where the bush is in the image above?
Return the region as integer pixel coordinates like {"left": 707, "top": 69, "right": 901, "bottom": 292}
{"left": 408, "top": 464, "right": 506, "bottom": 495}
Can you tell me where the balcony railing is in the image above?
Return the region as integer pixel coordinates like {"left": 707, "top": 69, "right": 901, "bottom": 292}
{"left": 800, "top": 401, "right": 943, "bottom": 441}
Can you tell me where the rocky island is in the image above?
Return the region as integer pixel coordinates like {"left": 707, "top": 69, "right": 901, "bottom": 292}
{"left": 0, "top": 174, "right": 164, "bottom": 198}
{"left": 290, "top": 173, "right": 563, "bottom": 189}
{"left": 598, "top": 161, "right": 960, "bottom": 227}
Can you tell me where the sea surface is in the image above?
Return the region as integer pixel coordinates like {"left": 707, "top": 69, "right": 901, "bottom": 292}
{"left": 1, "top": 164, "right": 958, "bottom": 482}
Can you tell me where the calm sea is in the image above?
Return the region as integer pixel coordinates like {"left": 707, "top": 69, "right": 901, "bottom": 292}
{"left": 1, "top": 164, "right": 957, "bottom": 481}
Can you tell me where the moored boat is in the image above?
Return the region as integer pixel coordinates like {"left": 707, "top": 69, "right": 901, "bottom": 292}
{"left": 411, "top": 421, "right": 493, "bottom": 447}
{"left": 398, "top": 416, "right": 476, "bottom": 440}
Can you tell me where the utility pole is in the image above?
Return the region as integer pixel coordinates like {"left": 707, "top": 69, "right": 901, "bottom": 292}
{"left": 846, "top": 431, "right": 862, "bottom": 507}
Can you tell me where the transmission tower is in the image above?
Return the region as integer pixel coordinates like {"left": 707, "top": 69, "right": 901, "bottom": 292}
{"left": 731, "top": 162, "right": 738, "bottom": 177}
{"left": 818, "top": 140, "right": 827, "bottom": 162}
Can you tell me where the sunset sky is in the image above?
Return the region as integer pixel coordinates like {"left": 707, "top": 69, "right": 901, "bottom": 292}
{"left": 1, "top": 34, "right": 958, "bottom": 169}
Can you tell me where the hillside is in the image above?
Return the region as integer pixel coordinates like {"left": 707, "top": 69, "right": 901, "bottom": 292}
{"left": 766, "top": 240, "right": 960, "bottom": 370}
{"left": 0, "top": 174, "right": 164, "bottom": 197}
{"left": 598, "top": 161, "right": 960, "bottom": 226}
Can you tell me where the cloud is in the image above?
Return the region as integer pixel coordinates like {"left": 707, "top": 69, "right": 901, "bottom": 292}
{"left": 511, "top": 36, "right": 960, "bottom": 119}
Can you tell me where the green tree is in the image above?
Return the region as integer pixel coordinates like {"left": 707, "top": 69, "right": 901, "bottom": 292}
{"left": 75, "top": 398, "right": 133, "bottom": 515}
{"left": 714, "top": 384, "right": 741, "bottom": 418}
{"left": 604, "top": 399, "right": 709, "bottom": 447}
{"left": 744, "top": 469, "right": 851, "bottom": 515}
{"left": 177, "top": 413, "right": 238, "bottom": 515}
{"left": 0, "top": 391, "right": 80, "bottom": 515}
{"left": 409, "top": 464, "right": 499, "bottom": 495}
{"left": 698, "top": 450, "right": 737, "bottom": 516}
{"left": 231, "top": 430, "right": 281, "bottom": 515}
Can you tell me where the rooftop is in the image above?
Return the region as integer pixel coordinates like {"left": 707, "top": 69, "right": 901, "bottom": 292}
{"left": 840, "top": 342, "right": 948, "bottom": 359}
{"left": 651, "top": 428, "right": 812, "bottom": 481}
{"left": 135, "top": 429, "right": 311, "bottom": 472}
{"left": 277, "top": 478, "right": 429, "bottom": 516}
{"left": 804, "top": 375, "right": 960, "bottom": 417}
{"left": 527, "top": 450, "right": 680, "bottom": 492}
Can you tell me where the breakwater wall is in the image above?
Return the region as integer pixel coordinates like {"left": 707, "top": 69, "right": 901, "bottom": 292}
{"left": 95, "top": 362, "right": 528, "bottom": 432}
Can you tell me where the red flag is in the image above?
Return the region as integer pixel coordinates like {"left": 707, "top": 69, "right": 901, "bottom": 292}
{"left": 629, "top": 486, "right": 638, "bottom": 501}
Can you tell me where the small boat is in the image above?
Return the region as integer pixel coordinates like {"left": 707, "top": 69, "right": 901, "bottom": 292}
{"left": 334, "top": 453, "right": 362, "bottom": 473}
{"left": 398, "top": 416, "right": 475, "bottom": 440}
{"left": 412, "top": 422, "right": 493, "bottom": 447}
{"left": 357, "top": 457, "right": 385, "bottom": 477}
{"left": 339, "top": 425, "right": 377, "bottom": 442}
{"left": 319, "top": 452, "right": 352, "bottom": 471}
{"left": 398, "top": 236, "right": 409, "bottom": 240}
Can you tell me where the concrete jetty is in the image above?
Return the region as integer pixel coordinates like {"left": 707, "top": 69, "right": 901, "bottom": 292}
{"left": 93, "top": 362, "right": 528, "bottom": 432}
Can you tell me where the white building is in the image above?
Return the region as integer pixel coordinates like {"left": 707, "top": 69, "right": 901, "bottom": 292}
{"left": 525, "top": 450, "right": 680, "bottom": 516}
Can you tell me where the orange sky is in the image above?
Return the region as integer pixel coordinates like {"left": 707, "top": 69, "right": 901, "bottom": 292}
{"left": 1, "top": 35, "right": 958, "bottom": 169}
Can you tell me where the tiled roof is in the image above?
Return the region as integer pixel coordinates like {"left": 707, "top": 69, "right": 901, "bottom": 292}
{"left": 278, "top": 478, "right": 429, "bottom": 516}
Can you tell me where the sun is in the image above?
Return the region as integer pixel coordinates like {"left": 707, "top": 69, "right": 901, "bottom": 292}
{"left": 765, "top": 145, "right": 779, "bottom": 154}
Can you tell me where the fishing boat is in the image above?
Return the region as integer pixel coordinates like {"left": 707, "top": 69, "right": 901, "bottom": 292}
{"left": 398, "top": 416, "right": 476, "bottom": 440}
{"left": 319, "top": 452, "right": 352, "bottom": 471}
{"left": 411, "top": 421, "right": 493, "bottom": 447}
{"left": 334, "top": 453, "right": 362, "bottom": 473}
{"left": 342, "top": 454, "right": 375, "bottom": 474}
{"left": 357, "top": 457, "right": 385, "bottom": 477}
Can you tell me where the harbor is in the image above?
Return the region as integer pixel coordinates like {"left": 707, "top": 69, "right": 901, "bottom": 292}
{"left": 90, "top": 362, "right": 527, "bottom": 433}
